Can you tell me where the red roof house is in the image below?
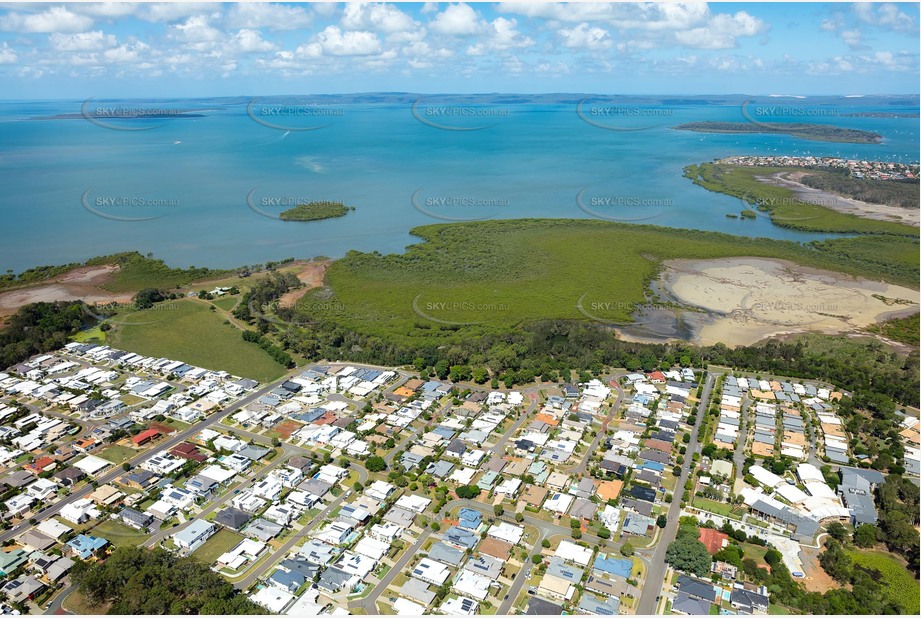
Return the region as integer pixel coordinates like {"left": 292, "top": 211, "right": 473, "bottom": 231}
{"left": 131, "top": 429, "right": 161, "bottom": 446}
{"left": 698, "top": 528, "right": 729, "bottom": 555}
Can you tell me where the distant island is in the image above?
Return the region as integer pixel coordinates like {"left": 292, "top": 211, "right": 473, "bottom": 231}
{"left": 280, "top": 200, "right": 353, "bottom": 221}
{"left": 674, "top": 121, "right": 882, "bottom": 144}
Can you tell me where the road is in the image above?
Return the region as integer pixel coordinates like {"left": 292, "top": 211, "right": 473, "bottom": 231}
{"left": 564, "top": 377, "right": 625, "bottom": 475}
{"left": 0, "top": 368, "right": 303, "bottom": 544}
{"left": 349, "top": 527, "right": 433, "bottom": 614}
{"left": 234, "top": 465, "right": 368, "bottom": 590}
{"left": 488, "top": 391, "right": 540, "bottom": 455}
{"left": 636, "top": 370, "right": 717, "bottom": 615}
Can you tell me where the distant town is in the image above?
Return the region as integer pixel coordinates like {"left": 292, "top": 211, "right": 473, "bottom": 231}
{"left": 718, "top": 156, "right": 919, "bottom": 181}
{"left": 0, "top": 343, "right": 915, "bottom": 615}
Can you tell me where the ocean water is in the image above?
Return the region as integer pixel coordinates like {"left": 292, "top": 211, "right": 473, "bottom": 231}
{"left": 0, "top": 95, "right": 917, "bottom": 273}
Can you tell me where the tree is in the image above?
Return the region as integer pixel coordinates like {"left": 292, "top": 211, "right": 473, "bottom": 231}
{"left": 352, "top": 482, "right": 364, "bottom": 493}
{"left": 571, "top": 530, "right": 582, "bottom": 539}
{"left": 665, "top": 537, "right": 712, "bottom": 577}
{"left": 531, "top": 554, "right": 543, "bottom": 564}
{"left": 121, "top": 462, "right": 131, "bottom": 471}
{"left": 541, "top": 539, "right": 551, "bottom": 549}
{"left": 493, "top": 504, "right": 504, "bottom": 517}
{"left": 656, "top": 514, "right": 668, "bottom": 529}
{"left": 431, "top": 522, "right": 441, "bottom": 532}
{"left": 853, "top": 524, "right": 877, "bottom": 548}
{"left": 365, "top": 456, "right": 386, "bottom": 472}
{"left": 826, "top": 521, "right": 848, "bottom": 543}
{"left": 597, "top": 527, "right": 611, "bottom": 539}
{"left": 456, "top": 485, "right": 480, "bottom": 499}
{"left": 515, "top": 513, "right": 524, "bottom": 523}
{"left": 620, "top": 543, "right": 635, "bottom": 557}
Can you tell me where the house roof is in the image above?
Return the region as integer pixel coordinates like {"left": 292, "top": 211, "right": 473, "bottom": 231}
{"left": 673, "top": 592, "right": 711, "bottom": 615}
{"left": 698, "top": 528, "right": 729, "bottom": 555}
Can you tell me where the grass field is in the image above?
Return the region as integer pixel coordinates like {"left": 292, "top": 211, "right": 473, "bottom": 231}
{"left": 91, "top": 519, "right": 151, "bottom": 547}
{"left": 108, "top": 298, "right": 287, "bottom": 382}
{"left": 192, "top": 528, "right": 244, "bottom": 565}
{"left": 846, "top": 549, "right": 920, "bottom": 614}
{"left": 86, "top": 252, "right": 234, "bottom": 293}
{"left": 211, "top": 296, "right": 240, "bottom": 312}
{"left": 288, "top": 219, "right": 918, "bottom": 348}
{"left": 97, "top": 444, "right": 137, "bottom": 464}
{"left": 692, "top": 497, "right": 743, "bottom": 520}
{"left": 685, "top": 163, "right": 918, "bottom": 237}
{"left": 866, "top": 313, "right": 920, "bottom": 346}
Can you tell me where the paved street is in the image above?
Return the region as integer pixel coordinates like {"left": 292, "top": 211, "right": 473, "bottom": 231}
{"left": 636, "top": 369, "right": 718, "bottom": 615}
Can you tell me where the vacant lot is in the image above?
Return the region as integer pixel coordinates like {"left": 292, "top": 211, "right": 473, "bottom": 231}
{"left": 108, "top": 299, "right": 286, "bottom": 382}
{"left": 91, "top": 519, "right": 151, "bottom": 547}
{"left": 192, "top": 528, "right": 244, "bottom": 565}
{"left": 97, "top": 444, "right": 137, "bottom": 465}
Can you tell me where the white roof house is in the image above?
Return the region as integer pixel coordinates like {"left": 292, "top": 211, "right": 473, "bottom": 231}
{"left": 748, "top": 465, "right": 785, "bottom": 490}
{"left": 72, "top": 455, "right": 110, "bottom": 476}
{"left": 452, "top": 571, "right": 491, "bottom": 600}
{"left": 554, "top": 540, "right": 593, "bottom": 566}
{"left": 487, "top": 522, "right": 523, "bottom": 545}
{"left": 395, "top": 494, "right": 431, "bottom": 514}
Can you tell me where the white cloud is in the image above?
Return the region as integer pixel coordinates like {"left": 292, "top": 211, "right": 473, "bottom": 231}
{"left": 224, "top": 3, "right": 313, "bottom": 31}
{"left": 169, "top": 15, "right": 222, "bottom": 44}
{"left": 841, "top": 29, "right": 864, "bottom": 50}
{"left": 429, "top": 3, "right": 484, "bottom": 36}
{"left": 68, "top": 3, "right": 139, "bottom": 18}
{"left": 342, "top": 3, "right": 416, "bottom": 33}
{"left": 854, "top": 3, "right": 916, "bottom": 32}
{"left": 139, "top": 3, "right": 220, "bottom": 23}
{"left": 0, "top": 6, "right": 93, "bottom": 33}
{"left": 234, "top": 29, "right": 276, "bottom": 53}
{"left": 559, "top": 23, "right": 611, "bottom": 50}
{"left": 467, "top": 17, "right": 533, "bottom": 55}
{"left": 298, "top": 26, "right": 382, "bottom": 57}
{"left": 50, "top": 30, "right": 117, "bottom": 51}
{"left": 0, "top": 42, "right": 16, "bottom": 63}
{"left": 674, "top": 11, "right": 765, "bottom": 49}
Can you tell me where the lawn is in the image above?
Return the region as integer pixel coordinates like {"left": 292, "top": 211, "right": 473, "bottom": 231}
{"left": 692, "top": 496, "right": 743, "bottom": 520}
{"left": 108, "top": 298, "right": 287, "bottom": 382}
{"left": 72, "top": 325, "right": 106, "bottom": 343}
{"left": 98, "top": 444, "right": 137, "bottom": 464}
{"left": 846, "top": 549, "right": 920, "bottom": 614}
{"left": 91, "top": 519, "right": 151, "bottom": 547}
{"left": 62, "top": 590, "right": 108, "bottom": 615}
{"left": 284, "top": 219, "right": 918, "bottom": 349}
{"left": 212, "top": 296, "right": 240, "bottom": 312}
{"left": 192, "top": 528, "right": 244, "bottom": 565}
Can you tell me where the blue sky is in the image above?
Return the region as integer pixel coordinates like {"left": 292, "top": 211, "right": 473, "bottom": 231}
{"left": 0, "top": 2, "right": 918, "bottom": 98}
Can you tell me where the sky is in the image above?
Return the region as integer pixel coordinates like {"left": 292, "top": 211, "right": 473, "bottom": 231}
{"left": 0, "top": 2, "right": 918, "bottom": 98}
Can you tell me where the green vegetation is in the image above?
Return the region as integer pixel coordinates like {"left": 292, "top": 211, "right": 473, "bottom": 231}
{"left": 799, "top": 169, "right": 919, "bottom": 209}
{"left": 684, "top": 163, "right": 917, "bottom": 236}
{"left": 279, "top": 200, "right": 352, "bottom": 221}
{"left": 85, "top": 252, "right": 230, "bottom": 293}
{"left": 193, "top": 529, "right": 245, "bottom": 565}
{"left": 365, "top": 456, "right": 386, "bottom": 473}
{"left": 846, "top": 549, "right": 920, "bottom": 614}
{"left": 675, "top": 122, "right": 883, "bottom": 144}
{"left": 90, "top": 520, "right": 151, "bottom": 548}
{"left": 211, "top": 297, "right": 239, "bottom": 312}
{"left": 455, "top": 485, "right": 480, "bottom": 499}
{"left": 70, "top": 546, "right": 262, "bottom": 614}
{"left": 875, "top": 475, "right": 919, "bottom": 574}
{"left": 0, "top": 301, "right": 86, "bottom": 368}
{"left": 97, "top": 445, "right": 137, "bottom": 465}
{"left": 866, "top": 313, "right": 920, "bottom": 346}
{"left": 665, "top": 517, "right": 711, "bottom": 577}
{"left": 239, "top": 220, "right": 918, "bottom": 408}
{"left": 107, "top": 299, "right": 287, "bottom": 382}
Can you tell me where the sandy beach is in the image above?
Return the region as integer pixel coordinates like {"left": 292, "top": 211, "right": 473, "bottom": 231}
{"left": 762, "top": 171, "right": 919, "bottom": 227}
{"left": 618, "top": 257, "right": 918, "bottom": 347}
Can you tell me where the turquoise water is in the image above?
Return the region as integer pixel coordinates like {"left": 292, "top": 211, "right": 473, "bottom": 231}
{"left": 0, "top": 96, "right": 917, "bottom": 273}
